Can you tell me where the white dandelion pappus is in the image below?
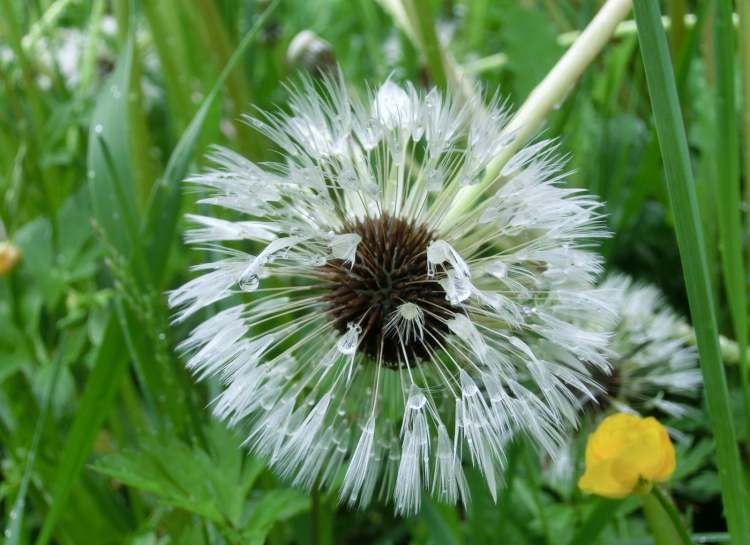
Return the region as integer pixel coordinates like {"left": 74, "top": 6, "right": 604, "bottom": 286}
{"left": 170, "top": 72, "right": 613, "bottom": 515}
{"left": 597, "top": 274, "right": 701, "bottom": 417}
{"left": 544, "top": 274, "right": 701, "bottom": 493}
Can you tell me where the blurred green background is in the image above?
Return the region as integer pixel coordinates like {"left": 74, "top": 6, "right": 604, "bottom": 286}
{"left": 0, "top": 0, "right": 742, "bottom": 544}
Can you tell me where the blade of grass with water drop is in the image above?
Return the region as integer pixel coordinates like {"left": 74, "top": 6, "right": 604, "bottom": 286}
{"left": 141, "top": 0, "right": 281, "bottom": 285}
{"left": 632, "top": 2, "right": 750, "bottom": 544}
{"left": 87, "top": 36, "right": 140, "bottom": 266}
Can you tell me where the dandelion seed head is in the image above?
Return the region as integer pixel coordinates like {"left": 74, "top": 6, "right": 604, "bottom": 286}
{"left": 171, "top": 71, "right": 613, "bottom": 515}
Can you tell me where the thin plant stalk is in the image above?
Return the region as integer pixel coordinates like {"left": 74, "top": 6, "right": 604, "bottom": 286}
{"left": 632, "top": 1, "right": 750, "bottom": 544}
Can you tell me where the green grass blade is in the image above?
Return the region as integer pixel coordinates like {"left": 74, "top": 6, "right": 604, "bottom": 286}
{"left": 405, "top": 0, "right": 448, "bottom": 90}
{"left": 141, "top": 0, "right": 281, "bottom": 284}
{"left": 35, "top": 317, "right": 129, "bottom": 545}
{"left": 632, "top": 2, "right": 750, "bottom": 544}
{"left": 3, "top": 336, "right": 65, "bottom": 545}
{"left": 713, "top": 0, "right": 750, "bottom": 445}
{"left": 739, "top": 1, "right": 750, "bottom": 271}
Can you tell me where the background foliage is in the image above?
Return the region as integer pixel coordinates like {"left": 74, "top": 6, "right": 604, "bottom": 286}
{"left": 0, "top": 0, "right": 745, "bottom": 544}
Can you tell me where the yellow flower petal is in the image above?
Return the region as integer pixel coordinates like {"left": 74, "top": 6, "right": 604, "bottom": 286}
{"left": 578, "top": 412, "right": 676, "bottom": 498}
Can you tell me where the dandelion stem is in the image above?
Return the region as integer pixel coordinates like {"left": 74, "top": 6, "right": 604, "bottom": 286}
{"left": 443, "top": 0, "right": 632, "bottom": 227}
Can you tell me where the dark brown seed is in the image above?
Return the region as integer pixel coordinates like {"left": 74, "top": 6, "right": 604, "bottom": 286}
{"left": 317, "top": 214, "right": 452, "bottom": 368}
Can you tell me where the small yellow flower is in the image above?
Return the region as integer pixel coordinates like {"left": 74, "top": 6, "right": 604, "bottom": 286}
{"left": 578, "top": 412, "right": 675, "bottom": 499}
{"left": 0, "top": 241, "right": 21, "bottom": 275}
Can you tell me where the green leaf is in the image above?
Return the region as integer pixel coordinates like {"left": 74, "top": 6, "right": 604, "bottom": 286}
{"left": 35, "top": 316, "right": 129, "bottom": 545}
{"left": 419, "top": 497, "right": 463, "bottom": 545}
{"left": 91, "top": 424, "right": 271, "bottom": 527}
{"left": 92, "top": 442, "right": 224, "bottom": 522}
{"left": 632, "top": 2, "right": 750, "bottom": 544}
{"left": 499, "top": 0, "right": 563, "bottom": 100}
{"left": 87, "top": 37, "right": 139, "bottom": 262}
{"left": 241, "top": 489, "right": 311, "bottom": 545}
{"left": 566, "top": 498, "right": 623, "bottom": 545}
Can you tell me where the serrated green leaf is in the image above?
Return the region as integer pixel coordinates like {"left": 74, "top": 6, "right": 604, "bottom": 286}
{"left": 92, "top": 445, "right": 225, "bottom": 522}
{"left": 241, "top": 489, "right": 310, "bottom": 545}
{"left": 91, "top": 424, "right": 269, "bottom": 527}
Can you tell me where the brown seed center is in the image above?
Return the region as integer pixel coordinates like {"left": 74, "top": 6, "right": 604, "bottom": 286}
{"left": 318, "top": 214, "right": 452, "bottom": 367}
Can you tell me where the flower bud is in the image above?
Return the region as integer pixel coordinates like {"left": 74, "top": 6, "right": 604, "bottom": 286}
{"left": 578, "top": 412, "right": 675, "bottom": 499}
{"left": 287, "top": 30, "right": 335, "bottom": 73}
{"left": 0, "top": 241, "right": 21, "bottom": 275}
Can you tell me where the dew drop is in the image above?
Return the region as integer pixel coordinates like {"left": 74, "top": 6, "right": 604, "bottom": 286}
{"left": 94, "top": 123, "right": 103, "bottom": 134}
{"left": 336, "top": 322, "right": 361, "bottom": 356}
{"left": 406, "top": 391, "right": 427, "bottom": 410}
{"left": 238, "top": 272, "right": 259, "bottom": 292}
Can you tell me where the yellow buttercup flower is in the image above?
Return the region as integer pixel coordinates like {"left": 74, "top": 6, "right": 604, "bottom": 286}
{"left": 0, "top": 241, "right": 21, "bottom": 275}
{"left": 578, "top": 412, "right": 676, "bottom": 499}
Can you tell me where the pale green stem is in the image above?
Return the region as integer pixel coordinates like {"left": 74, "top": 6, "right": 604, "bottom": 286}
{"left": 442, "top": 0, "right": 633, "bottom": 228}
{"left": 557, "top": 13, "right": 739, "bottom": 47}
{"left": 462, "top": 53, "right": 509, "bottom": 75}
{"left": 677, "top": 323, "right": 740, "bottom": 365}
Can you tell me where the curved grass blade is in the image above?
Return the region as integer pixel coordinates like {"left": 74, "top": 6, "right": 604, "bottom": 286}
{"left": 141, "top": 0, "right": 281, "bottom": 285}
{"left": 632, "top": 2, "right": 750, "bottom": 544}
